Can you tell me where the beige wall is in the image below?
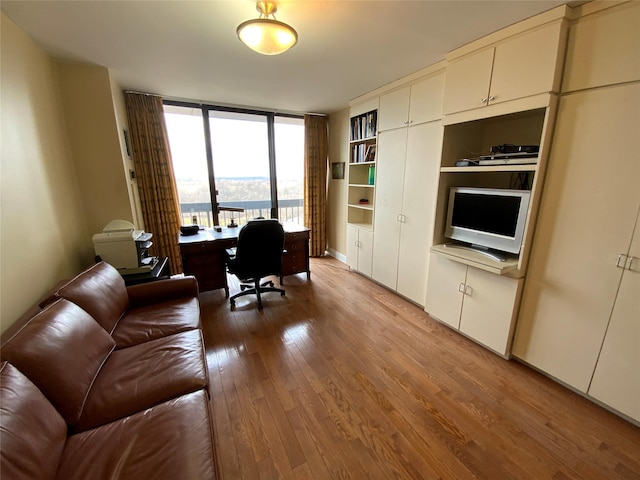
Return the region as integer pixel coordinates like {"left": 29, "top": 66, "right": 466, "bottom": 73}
{"left": 0, "top": 13, "right": 92, "bottom": 333}
{"left": 109, "top": 75, "right": 144, "bottom": 230}
{"left": 327, "top": 109, "right": 350, "bottom": 259}
{"left": 56, "top": 62, "right": 134, "bottom": 236}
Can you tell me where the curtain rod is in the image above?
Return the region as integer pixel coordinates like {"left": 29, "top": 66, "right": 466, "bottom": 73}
{"left": 157, "top": 93, "right": 327, "bottom": 117}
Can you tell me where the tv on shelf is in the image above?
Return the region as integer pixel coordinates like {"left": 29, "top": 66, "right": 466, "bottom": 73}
{"left": 444, "top": 187, "right": 531, "bottom": 260}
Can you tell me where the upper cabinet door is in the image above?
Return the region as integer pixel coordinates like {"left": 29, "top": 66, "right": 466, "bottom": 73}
{"left": 490, "top": 22, "right": 565, "bottom": 105}
{"left": 442, "top": 48, "right": 494, "bottom": 115}
{"left": 562, "top": 2, "right": 640, "bottom": 93}
{"left": 408, "top": 73, "right": 445, "bottom": 126}
{"left": 378, "top": 86, "right": 411, "bottom": 132}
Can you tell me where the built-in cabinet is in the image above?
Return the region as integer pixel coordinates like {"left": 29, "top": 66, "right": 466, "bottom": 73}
{"left": 426, "top": 253, "right": 523, "bottom": 356}
{"left": 425, "top": 104, "right": 555, "bottom": 355}
{"left": 378, "top": 74, "right": 444, "bottom": 131}
{"left": 425, "top": 8, "right": 568, "bottom": 357}
{"left": 343, "top": 1, "right": 638, "bottom": 424}
{"left": 511, "top": 1, "right": 640, "bottom": 423}
{"left": 443, "top": 18, "right": 566, "bottom": 116}
{"left": 371, "top": 72, "right": 444, "bottom": 305}
{"left": 588, "top": 207, "right": 640, "bottom": 421}
{"left": 346, "top": 224, "right": 373, "bottom": 277}
{"left": 512, "top": 83, "right": 640, "bottom": 418}
{"left": 346, "top": 98, "right": 378, "bottom": 275}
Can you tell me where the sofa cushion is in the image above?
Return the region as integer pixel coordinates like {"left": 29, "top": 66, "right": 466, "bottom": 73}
{"left": 57, "top": 261, "right": 129, "bottom": 333}
{"left": 1, "top": 299, "right": 115, "bottom": 426}
{"left": 111, "top": 297, "right": 200, "bottom": 348}
{"left": 0, "top": 362, "right": 68, "bottom": 479}
{"left": 76, "top": 329, "right": 208, "bottom": 431}
{"left": 57, "top": 389, "right": 216, "bottom": 480}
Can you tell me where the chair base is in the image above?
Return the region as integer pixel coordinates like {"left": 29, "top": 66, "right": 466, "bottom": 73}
{"left": 230, "top": 278, "right": 285, "bottom": 310}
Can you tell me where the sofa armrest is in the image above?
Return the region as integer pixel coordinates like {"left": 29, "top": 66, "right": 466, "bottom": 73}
{"left": 126, "top": 276, "right": 199, "bottom": 308}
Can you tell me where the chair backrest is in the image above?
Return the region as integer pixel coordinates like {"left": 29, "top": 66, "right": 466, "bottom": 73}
{"left": 233, "top": 219, "right": 285, "bottom": 280}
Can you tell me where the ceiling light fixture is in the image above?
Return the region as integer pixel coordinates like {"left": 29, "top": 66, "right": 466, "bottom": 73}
{"left": 236, "top": 1, "right": 298, "bottom": 55}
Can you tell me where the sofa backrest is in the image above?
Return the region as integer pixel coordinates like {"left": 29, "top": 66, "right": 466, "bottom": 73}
{"left": 56, "top": 261, "right": 129, "bottom": 333}
{"left": 0, "top": 362, "right": 67, "bottom": 479}
{"left": 1, "top": 299, "right": 115, "bottom": 426}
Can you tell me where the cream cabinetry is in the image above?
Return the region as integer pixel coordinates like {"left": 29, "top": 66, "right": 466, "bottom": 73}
{"left": 443, "top": 20, "right": 566, "bottom": 116}
{"left": 346, "top": 224, "right": 373, "bottom": 277}
{"left": 372, "top": 121, "right": 442, "bottom": 305}
{"left": 512, "top": 84, "right": 640, "bottom": 405}
{"left": 562, "top": 1, "right": 640, "bottom": 93}
{"left": 378, "top": 74, "right": 445, "bottom": 131}
{"left": 426, "top": 252, "right": 522, "bottom": 356}
{"left": 369, "top": 71, "right": 444, "bottom": 305}
{"left": 588, "top": 207, "right": 640, "bottom": 421}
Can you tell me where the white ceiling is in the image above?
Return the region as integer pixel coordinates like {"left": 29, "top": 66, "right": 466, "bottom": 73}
{"left": 1, "top": 0, "right": 570, "bottom": 114}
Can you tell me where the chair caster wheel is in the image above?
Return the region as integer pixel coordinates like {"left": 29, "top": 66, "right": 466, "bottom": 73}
{"left": 230, "top": 299, "right": 236, "bottom": 310}
{"left": 281, "top": 291, "right": 285, "bottom": 297}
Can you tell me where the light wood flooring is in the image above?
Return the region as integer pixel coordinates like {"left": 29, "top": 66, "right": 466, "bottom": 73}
{"left": 200, "top": 256, "right": 640, "bottom": 480}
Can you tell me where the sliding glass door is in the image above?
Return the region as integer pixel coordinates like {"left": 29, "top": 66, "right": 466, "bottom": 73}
{"left": 164, "top": 102, "right": 304, "bottom": 227}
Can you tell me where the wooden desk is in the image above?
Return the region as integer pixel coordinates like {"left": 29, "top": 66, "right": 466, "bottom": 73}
{"left": 178, "top": 223, "right": 310, "bottom": 295}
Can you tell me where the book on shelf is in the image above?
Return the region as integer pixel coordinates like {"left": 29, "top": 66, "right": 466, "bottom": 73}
{"left": 350, "top": 110, "right": 378, "bottom": 141}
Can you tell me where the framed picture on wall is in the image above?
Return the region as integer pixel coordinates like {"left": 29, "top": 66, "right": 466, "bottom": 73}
{"left": 331, "top": 162, "right": 345, "bottom": 180}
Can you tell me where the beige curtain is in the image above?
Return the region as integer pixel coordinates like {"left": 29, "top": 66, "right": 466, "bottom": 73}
{"left": 124, "top": 92, "right": 182, "bottom": 274}
{"left": 303, "top": 115, "right": 329, "bottom": 257}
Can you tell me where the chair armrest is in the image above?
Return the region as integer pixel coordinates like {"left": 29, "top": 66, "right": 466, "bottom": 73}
{"left": 126, "top": 276, "right": 199, "bottom": 308}
{"left": 225, "top": 248, "right": 236, "bottom": 259}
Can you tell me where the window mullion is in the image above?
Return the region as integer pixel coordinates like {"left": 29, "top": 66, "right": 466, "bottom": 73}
{"left": 267, "top": 113, "right": 278, "bottom": 219}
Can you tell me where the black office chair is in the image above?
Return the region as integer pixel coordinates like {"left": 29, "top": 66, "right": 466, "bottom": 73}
{"left": 225, "top": 219, "right": 286, "bottom": 310}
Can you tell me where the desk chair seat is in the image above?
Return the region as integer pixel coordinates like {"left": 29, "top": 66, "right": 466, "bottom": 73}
{"left": 225, "top": 219, "right": 285, "bottom": 310}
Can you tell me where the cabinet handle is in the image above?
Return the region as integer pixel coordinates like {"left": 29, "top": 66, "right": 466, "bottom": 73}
{"left": 458, "top": 283, "right": 466, "bottom": 293}
{"left": 628, "top": 256, "right": 639, "bottom": 272}
{"left": 403, "top": 120, "right": 409, "bottom": 125}
{"left": 489, "top": 95, "right": 496, "bottom": 101}
{"left": 481, "top": 98, "right": 488, "bottom": 104}
{"left": 616, "top": 254, "right": 629, "bottom": 269}
{"left": 465, "top": 285, "right": 473, "bottom": 297}
{"left": 396, "top": 214, "right": 402, "bottom": 222}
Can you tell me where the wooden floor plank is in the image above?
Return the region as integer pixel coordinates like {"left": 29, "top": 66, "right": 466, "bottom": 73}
{"left": 203, "top": 257, "right": 640, "bottom": 480}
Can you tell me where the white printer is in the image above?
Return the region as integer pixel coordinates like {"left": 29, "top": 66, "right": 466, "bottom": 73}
{"left": 92, "top": 220, "right": 157, "bottom": 273}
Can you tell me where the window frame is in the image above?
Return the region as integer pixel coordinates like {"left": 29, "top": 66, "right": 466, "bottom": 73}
{"left": 163, "top": 99, "right": 303, "bottom": 225}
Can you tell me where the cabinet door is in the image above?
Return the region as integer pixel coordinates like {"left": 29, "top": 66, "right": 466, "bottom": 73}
{"left": 372, "top": 128, "right": 407, "bottom": 289}
{"left": 442, "top": 48, "right": 494, "bottom": 115}
{"left": 346, "top": 225, "right": 359, "bottom": 270}
{"left": 588, "top": 207, "right": 640, "bottom": 421}
{"left": 378, "top": 86, "right": 410, "bottom": 132}
{"left": 562, "top": 2, "right": 640, "bottom": 93}
{"left": 425, "top": 254, "right": 465, "bottom": 329}
{"left": 357, "top": 228, "right": 374, "bottom": 278}
{"left": 396, "top": 122, "right": 442, "bottom": 305}
{"left": 459, "top": 267, "right": 521, "bottom": 356}
{"left": 407, "top": 73, "right": 445, "bottom": 125}
{"left": 512, "top": 84, "right": 640, "bottom": 391}
{"left": 490, "top": 22, "right": 564, "bottom": 105}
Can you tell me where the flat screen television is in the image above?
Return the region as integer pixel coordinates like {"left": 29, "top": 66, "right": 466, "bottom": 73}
{"left": 445, "top": 187, "right": 531, "bottom": 256}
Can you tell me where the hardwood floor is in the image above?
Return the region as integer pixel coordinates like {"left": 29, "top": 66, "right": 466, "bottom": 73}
{"left": 200, "top": 257, "right": 640, "bottom": 480}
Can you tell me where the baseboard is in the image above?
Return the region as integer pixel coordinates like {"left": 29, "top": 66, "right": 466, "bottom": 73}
{"left": 326, "top": 248, "right": 346, "bottom": 264}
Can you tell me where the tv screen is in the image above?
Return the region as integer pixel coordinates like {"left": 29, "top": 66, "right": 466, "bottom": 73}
{"left": 451, "top": 193, "right": 521, "bottom": 238}
{"left": 445, "top": 187, "right": 531, "bottom": 255}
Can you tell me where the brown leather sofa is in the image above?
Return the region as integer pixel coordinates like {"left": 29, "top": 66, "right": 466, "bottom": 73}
{"left": 0, "top": 262, "right": 217, "bottom": 479}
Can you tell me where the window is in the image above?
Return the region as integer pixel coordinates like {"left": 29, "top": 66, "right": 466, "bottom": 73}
{"left": 164, "top": 102, "right": 304, "bottom": 227}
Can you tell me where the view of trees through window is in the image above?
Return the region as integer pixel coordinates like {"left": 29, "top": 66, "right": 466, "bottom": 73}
{"left": 164, "top": 103, "right": 304, "bottom": 227}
